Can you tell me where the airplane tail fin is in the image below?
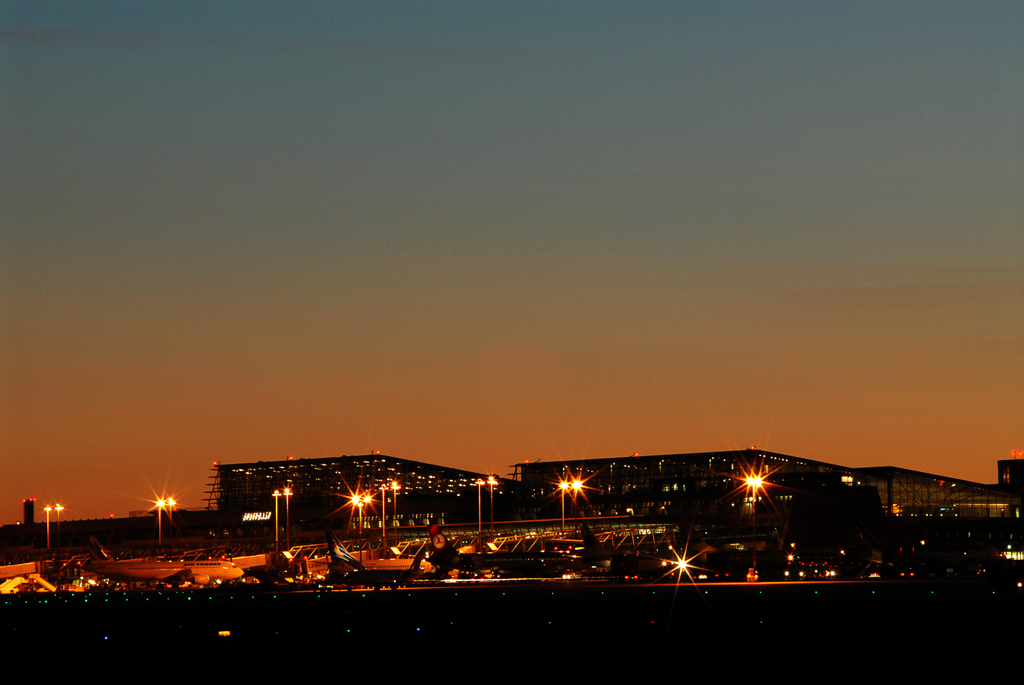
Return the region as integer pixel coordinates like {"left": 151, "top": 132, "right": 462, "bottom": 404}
{"left": 87, "top": 536, "right": 112, "bottom": 561}
{"left": 427, "top": 524, "right": 459, "bottom": 575}
{"left": 326, "top": 531, "right": 364, "bottom": 570}
{"left": 580, "top": 522, "right": 610, "bottom": 556}
{"left": 428, "top": 524, "right": 454, "bottom": 554}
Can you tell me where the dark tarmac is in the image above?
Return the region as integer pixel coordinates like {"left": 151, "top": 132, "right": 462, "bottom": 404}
{"left": 4, "top": 578, "right": 1020, "bottom": 660}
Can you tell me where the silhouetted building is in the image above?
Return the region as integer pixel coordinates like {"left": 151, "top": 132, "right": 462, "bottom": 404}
{"left": 208, "top": 454, "right": 506, "bottom": 512}
{"left": 998, "top": 458, "right": 1024, "bottom": 489}
{"left": 3, "top": 449, "right": 1021, "bottom": 569}
{"left": 513, "top": 449, "right": 1022, "bottom": 555}
{"left": 515, "top": 449, "right": 1021, "bottom": 521}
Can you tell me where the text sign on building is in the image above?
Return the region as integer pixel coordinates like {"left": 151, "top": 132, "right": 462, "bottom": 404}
{"left": 242, "top": 512, "right": 272, "bottom": 522}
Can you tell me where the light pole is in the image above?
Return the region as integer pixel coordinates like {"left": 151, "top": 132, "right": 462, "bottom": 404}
{"left": 283, "top": 487, "right": 292, "bottom": 551}
{"left": 362, "top": 494, "right": 371, "bottom": 561}
{"left": 44, "top": 505, "right": 52, "bottom": 550}
{"left": 745, "top": 474, "right": 764, "bottom": 581}
{"left": 272, "top": 490, "right": 281, "bottom": 553}
{"left": 476, "top": 479, "right": 484, "bottom": 550}
{"left": 54, "top": 504, "right": 63, "bottom": 573}
{"left": 351, "top": 494, "right": 370, "bottom": 563}
{"left": 571, "top": 479, "right": 583, "bottom": 526}
{"left": 559, "top": 482, "right": 569, "bottom": 534}
{"left": 488, "top": 476, "right": 497, "bottom": 542}
{"left": 156, "top": 498, "right": 175, "bottom": 548}
{"left": 390, "top": 481, "right": 400, "bottom": 548}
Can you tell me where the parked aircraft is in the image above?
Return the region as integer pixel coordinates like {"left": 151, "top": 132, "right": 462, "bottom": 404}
{"left": 577, "top": 522, "right": 677, "bottom": 578}
{"left": 426, "top": 524, "right": 461, "bottom": 577}
{"left": 325, "top": 531, "right": 427, "bottom": 588}
{"left": 83, "top": 537, "right": 243, "bottom": 585}
{"left": 886, "top": 542, "right": 1008, "bottom": 577}
{"left": 426, "top": 525, "right": 582, "bottom": 579}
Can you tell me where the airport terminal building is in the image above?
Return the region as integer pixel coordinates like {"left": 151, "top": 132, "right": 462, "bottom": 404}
{"left": 515, "top": 449, "right": 1022, "bottom": 519}
{"left": 209, "top": 453, "right": 502, "bottom": 512}
{"left": 513, "top": 449, "right": 1023, "bottom": 560}
{"left": 3, "top": 450, "right": 1023, "bottom": 567}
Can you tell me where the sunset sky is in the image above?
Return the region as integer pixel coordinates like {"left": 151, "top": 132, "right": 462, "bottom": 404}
{"left": 2, "top": 1, "right": 1021, "bottom": 523}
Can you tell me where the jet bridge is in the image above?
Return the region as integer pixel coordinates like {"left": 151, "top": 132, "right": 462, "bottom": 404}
{"left": 0, "top": 561, "right": 58, "bottom": 593}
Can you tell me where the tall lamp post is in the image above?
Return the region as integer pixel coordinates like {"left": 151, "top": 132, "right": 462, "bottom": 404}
{"left": 745, "top": 474, "right": 764, "bottom": 582}
{"left": 54, "top": 504, "right": 63, "bottom": 573}
{"left": 476, "top": 480, "right": 484, "bottom": 550}
{"left": 44, "top": 505, "right": 52, "bottom": 550}
{"left": 487, "top": 476, "right": 497, "bottom": 542}
{"left": 558, "top": 482, "right": 569, "bottom": 534}
{"left": 571, "top": 479, "right": 583, "bottom": 525}
{"left": 283, "top": 487, "right": 292, "bottom": 551}
{"left": 156, "top": 498, "right": 175, "bottom": 548}
{"left": 390, "top": 481, "right": 400, "bottom": 548}
{"left": 272, "top": 490, "right": 282, "bottom": 553}
{"left": 351, "top": 494, "right": 370, "bottom": 563}
{"left": 380, "top": 484, "right": 387, "bottom": 551}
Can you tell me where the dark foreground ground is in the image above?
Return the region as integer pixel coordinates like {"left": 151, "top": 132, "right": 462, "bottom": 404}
{"left": 4, "top": 578, "right": 1020, "bottom": 662}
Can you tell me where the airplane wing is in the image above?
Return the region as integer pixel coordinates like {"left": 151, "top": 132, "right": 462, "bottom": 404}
{"left": 169, "top": 568, "right": 193, "bottom": 583}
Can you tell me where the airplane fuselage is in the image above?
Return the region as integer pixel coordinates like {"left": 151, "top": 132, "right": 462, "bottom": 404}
{"left": 464, "top": 552, "right": 581, "bottom": 578}
{"left": 85, "top": 559, "right": 244, "bottom": 584}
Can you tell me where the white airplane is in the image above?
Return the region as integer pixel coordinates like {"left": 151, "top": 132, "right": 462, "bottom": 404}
{"left": 325, "top": 531, "right": 427, "bottom": 588}
{"left": 84, "top": 537, "right": 244, "bottom": 586}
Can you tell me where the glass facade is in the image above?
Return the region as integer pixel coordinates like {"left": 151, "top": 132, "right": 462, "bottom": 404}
{"left": 210, "top": 454, "right": 498, "bottom": 512}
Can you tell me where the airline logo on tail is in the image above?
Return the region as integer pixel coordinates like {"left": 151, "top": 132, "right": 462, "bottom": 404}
{"left": 429, "top": 525, "right": 450, "bottom": 553}
{"left": 326, "top": 531, "right": 363, "bottom": 570}
{"left": 427, "top": 525, "right": 460, "bottom": 577}
{"left": 324, "top": 531, "right": 428, "bottom": 588}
